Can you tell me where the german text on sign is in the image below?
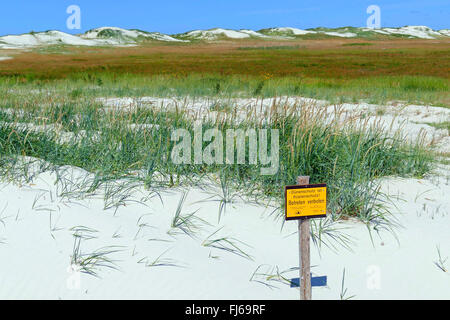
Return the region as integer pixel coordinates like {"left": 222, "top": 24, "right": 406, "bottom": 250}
{"left": 285, "top": 184, "right": 327, "bottom": 220}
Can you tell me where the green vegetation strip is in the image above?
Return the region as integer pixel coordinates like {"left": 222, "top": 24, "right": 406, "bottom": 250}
{"left": 0, "top": 74, "right": 447, "bottom": 107}
{"left": 0, "top": 92, "right": 435, "bottom": 230}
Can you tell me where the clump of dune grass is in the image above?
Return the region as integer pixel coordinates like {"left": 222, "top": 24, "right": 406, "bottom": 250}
{"left": 202, "top": 227, "right": 253, "bottom": 260}
{"left": 310, "top": 217, "right": 354, "bottom": 254}
{"left": 169, "top": 192, "right": 207, "bottom": 238}
{"left": 70, "top": 226, "right": 123, "bottom": 277}
{"left": 139, "top": 248, "right": 181, "bottom": 268}
{"left": 0, "top": 92, "right": 436, "bottom": 231}
{"left": 434, "top": 245, "right": 448, "bottom": 273}
{"left": 426, "top": 121, "right": 450, "bottom": 135}
{"left": 339, "top": 268, "right": 356, "bottom": 300}
{"left": 194, "top": 171, "right": 242, "bottom": 222}
{"left": 249, "top": 265, "right": 298, "bottom": 289}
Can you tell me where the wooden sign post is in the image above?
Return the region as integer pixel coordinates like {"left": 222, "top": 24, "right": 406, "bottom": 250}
{"left": 297, "top": 176, "right": 311, "bottom": 300}
{"left": 285, "top": 176, "right": 327, "bottom": 300}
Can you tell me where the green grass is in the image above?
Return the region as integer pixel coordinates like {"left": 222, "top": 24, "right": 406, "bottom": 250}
{"left": 70, "top": 226, "right": 122, "bottom": 277}
{"left": 202, "top": 227, "right": 253, "bottom": 260}
{"left": 426, "top": 121, "right": 450, "bottom": 135}
{"left": 169, "top": 192, "right": 207, "bottom": 238}
{"left": 0, "top": 88, "right": 436, "bottom": 229}
{"left": 0, "top": 73, "right": 447, "bottom": 106}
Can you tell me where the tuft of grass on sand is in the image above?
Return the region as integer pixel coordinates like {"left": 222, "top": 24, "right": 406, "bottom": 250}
{"left": 426, "top": 121, "right": 450, "bottom": 135}
{"left": 70, "top": 226, "right": 123, "bottom": 277}
{"left": 0, "top": 91, "right": 436, "bottom": 229}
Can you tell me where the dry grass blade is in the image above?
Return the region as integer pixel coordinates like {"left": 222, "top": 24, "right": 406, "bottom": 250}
{"left": 202, "top": 227, "right": 253, "bottom": 260}
{"left": 169, "top": 192, "right": 208, "bottom": 238}
{"left": 70, "top": 226, "right": 123, "bottom": 277}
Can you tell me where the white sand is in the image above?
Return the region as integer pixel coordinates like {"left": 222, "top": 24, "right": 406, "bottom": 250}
{"left": 0, "top": 98, "right": 448, "bottom": 299}
{"left": 0, "top": 160, "right": 448, "bottom": 299}
{"left": 323, "top": 32, "right": 357, "bottom": 38}
{"left": 379, "top": 26, "right": 443, "bottom": 39}
{"left": 183, "top": 29, "right": 252, "bottom": 40}
{"left": 0, "top": 97, "right": 450, "bottom": 299}
{"left": 239, "top": 30, "right": 272, "bottom": 38}
{"left": 268, "top": 27, "right": 315, "bottom": 36}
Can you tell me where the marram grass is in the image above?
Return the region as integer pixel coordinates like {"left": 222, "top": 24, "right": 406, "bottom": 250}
{"left": 0, "top": 92, "right": 435, "bottom": 230}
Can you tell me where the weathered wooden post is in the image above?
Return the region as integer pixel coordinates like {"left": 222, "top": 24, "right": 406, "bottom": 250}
{"left": 297, "top": 176, "right": 311, "bottom": 300}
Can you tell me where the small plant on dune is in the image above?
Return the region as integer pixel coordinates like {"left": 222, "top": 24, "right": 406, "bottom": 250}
{"left": 434, "top": 245, "right": 448, "bottom": 273}
{"left": 339, "top": 268, "right": 356, "bottom": 300}
{"left": 249, "top": 265, "right": 296, "bottom": 289}
{"left": 0, "top": 91, "right": 437, "bottom": 231}
{"left": 70, "top": 89, "right": 83, "bottom": 99}
{"left": 253, "top": 80, "right": 265, "bottom": 96}
{"left": 209, "top": 102, "right": 233, "bottom": 113}
{"left": 202, "top": 227, "right": 253, "bottom": 260}
{"left": 196, "top": 171, "right": 241, "bottom": 223}
{"left": 134, "top": 213, "right": 156, "bottom": 240}
{"left": 102, "top": 178, "right": 147, "bottom": 212}
{"left": 310, "top": 217, "right": 354, "bottom": 254}
{"left": 214, "top": 82, "right": 221, "bottom": 95}
{"left": 70, "top": 226, "right": 123, "bottom": 277}
{"left": 0, "top": 203, "right": 8, "bottom": 227}
{"left": 427, "top": 121, "right": 450, "bottom": 135}
{"left": 0, "top": 203, "right": 8, "bottom": 237}
{"left": 169, "top": 192, "right": 207, "bottom": 238}
{"left": 328, "top": 177, "right": 399, "bottom": 243}
{"left": 139, "top": 248, "right": 181, "bottom": 268}
{"left": 49, "top": 212, "right": 63, "bottom": 238}
{"left": 215, "top": 172, "right": 239, "bottom": 221}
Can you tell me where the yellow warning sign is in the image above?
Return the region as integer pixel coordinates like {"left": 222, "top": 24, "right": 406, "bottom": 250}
{"left": 285, "top": 184, "right": 327, "bottom": 220}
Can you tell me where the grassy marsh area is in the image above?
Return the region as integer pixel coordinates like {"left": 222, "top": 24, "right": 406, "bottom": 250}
{"left": 0, "top": 39, "right": 448, "bottom": 106}
{"left": 0, "top": 38, "right": 446, "bottom": 229}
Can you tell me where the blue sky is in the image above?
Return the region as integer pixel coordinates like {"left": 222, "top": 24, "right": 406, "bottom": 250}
{"left": 0, "top": 0, "right": 448, "bottom": 35}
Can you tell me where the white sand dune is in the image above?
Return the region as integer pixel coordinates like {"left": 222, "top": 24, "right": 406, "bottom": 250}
{"left": 2, "top": 25, "right": 447, "bottom": 49}
{"left": 97, "top": 96, "right": 450, "bottom": 154}
{"left": 0, "top": 97, "right": 449, "bottom": 299}
{"left": 260, "top": 26, "right": 449, "bottom": 39}
{"left": 0, "top": 28, "right": 186, "bottom": 49}
{"left": 82, "top": 26, "right": 187, "bottom": 43}
{"left": 267, "top": 27, "right": 315, "bottom": 36}
{"left": 323, "top": 32, "right": 357, "bottom": 38}
{"left": 181, "top": 28, "right": 252, "bottom": 40}
{"left": 377, "top": 26, "right": 443, "bottom": 39}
